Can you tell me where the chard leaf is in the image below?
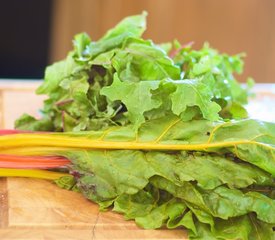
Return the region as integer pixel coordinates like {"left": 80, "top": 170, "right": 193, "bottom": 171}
{"left": 133, "top": 199, "right": 194, "bottom": 231}
{"left": 111, "top": 38, "right": 180, "bottom": 81}
{"left": 101, "top": 74, "right": 161, "bottom": 128}
{"left": 150, "top": 176, "right": 275, "bottom": 224}
{"left": 211, "top": 215, "right": 252, "bottom": 240}
{"left": 81, "top": 12, "right": 148, "bottom": 60}
{"left": 16, "top": 13, "right": 252, "bottom": 132}
{"left": 100, "top": 11, "right": 147, "bottom": 41}
{"left": 203, "top": 187, "right": 275, "bottom": 223}
{"left": 135, "top": 200, "right": 170, "bottom": 229}
{"left": 173, "top": 43, "right": 251, "bottom": 118}
{"left": 12, "top": 117, "right": 275, "bottom": 177}
{"left": 14, "top": 114, "right": 53, "bottom": 131}
{"left": 6, "top": 118, "right": 275, "bottom": 239}
{"left": 61, "top": 149, "right": 273, "bottom": 240}
{"left": 247, "top": 214, "right": 275, "bottom": 240}
{"left": 188, "top": 222, "right": 217, "bottom": 240}
{"left": 35, "top": 117, "right": 274, "bottom": 176}
{"left": 11, "top": 12, "right": 273, "bottom": 240}
{"left": 113, "top": 188, "right": 157, "bottom": 220}
{"left": 166, "top": 202, "right": 189, "bottom": 228}
{"left": 36, "top": 54, "right": 78, "bottom": 95}
{"left": 189, "top": 214, "right": 275, "bottom": 240}
{"left": 102, "top": 76, "right": 222, "bottom": 128}
{"left": 73, "top": 33, "right": 91, "bottom": 61}
{"left": 170, "top": 79, "right": 221, "bottom": 121}
{"left": 63, "top": 150, "right": 154, "bottom": 200}
{"left": 145, "top": 152, "right": 274, "bottom": 190}
{"left": 189, "top": 216, "right": 253, "bottom": 240}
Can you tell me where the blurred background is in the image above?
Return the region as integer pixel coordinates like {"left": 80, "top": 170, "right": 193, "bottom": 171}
{"left": 0, "top": 0, "right": 274, "bottom": 82}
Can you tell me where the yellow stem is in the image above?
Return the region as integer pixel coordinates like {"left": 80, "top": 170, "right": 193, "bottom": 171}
{"left": 0, "top": 133, "right": 271, "bottom": 151}
{"left": 0, "top": 146, "right": 69, "bottom": 156}
{"left": 0, "top": 168, "right": 69, "bottom": 180}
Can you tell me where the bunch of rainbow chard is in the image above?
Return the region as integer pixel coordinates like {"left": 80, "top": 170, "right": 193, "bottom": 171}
{"left": 1, "top": 12, "right": 274, "bottom": 240}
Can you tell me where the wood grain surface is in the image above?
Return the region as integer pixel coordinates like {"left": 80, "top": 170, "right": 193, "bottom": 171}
{"left": 0, "top": 178, "right": 187, "bottom": 240}
{"left": 0, "top": 80, "right": 274, "bottom": 239}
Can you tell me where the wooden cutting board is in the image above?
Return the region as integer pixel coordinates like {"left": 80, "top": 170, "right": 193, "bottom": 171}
{"left": 0, "top": 81, "right": 274, "bottom": 239}
{"left": 0, "top": 178, "right": 187, "bottom": 240}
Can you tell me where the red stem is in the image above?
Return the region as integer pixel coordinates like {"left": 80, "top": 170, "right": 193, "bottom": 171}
{"left": 0, "top": 129, "right": 33, "bottom": 135}
{"left": 0, "top": 154, "right": 70, "bottom": 169}
{"left": 0, "top": 129, "right": 51, "bottom": 136}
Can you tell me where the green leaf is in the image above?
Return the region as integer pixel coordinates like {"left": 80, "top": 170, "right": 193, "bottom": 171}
{"left": 36, "top": 54, "right": 77, "bottom": 95}
{"left": 203, "top": 186, "right": 275, "bottom": 223}
{"left": 55, "top": 175, "right": 77, "bottom": 190}
{"left": 73, "top": 33, "right": 91, "bottom": 61}
{"left": 145, "top": 151, "right": 274, "bottom": 190}
{"left": 150, "top": 176, "right": 275, "bottom": 223}
{"left": 15, "top": 114, "right": 54, "bottom": 131}
{"left": 189, "top": 215, "right": 257, "bottom": 240}
{"left": 113, "top": 189, "right": 156, "bottom": 220}
{"left": 62, "top": 150, "right": 154, "bottom": 201}
{"left": 135, "top": 202, "right": 169, "bottom": 229}
{"left": 188, "top": 221, "right": 217, "bottom": 240}
{"left": 49, "top": 117, "right": 275, "bottom": 176}
{"left": 248, "top": 213, "right": 275, "bottom": 240}
{"left": 212, "top": 215, "right": 252, "bottom": 240}
{"left": 100, "top": 11, "right": 147, "bottom": 41}
{"left": 168, "top": 209, "right": 197, "bottom": 234}
{"left": 16, "top": 13, "right": 252, "bottom": 132}
{"left": 173, "top": 43, "right": 250, "bottom": 114}
{"left": 7, "top": 117, "right": 275, "bottom": 239}
{"left": 111, "top": 38, "right": 181, "bottom": 81}
{"left": 101, "top": 73, "right": 161, "bottom": 128}
{"left": 83, "top": 12, "right": 148, "bottom": 60}
{"left": 9, "top": 12, "right": 272, "bottom": 240}
{"left": 192, "top": 55, "right": 214, "bottom": 75}
{"left": 170, "top": 79, "right": 221, "bottom": 121}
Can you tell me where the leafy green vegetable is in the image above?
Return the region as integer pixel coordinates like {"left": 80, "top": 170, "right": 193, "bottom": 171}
{"left": 10, "top": 12, "right": 274, "bottom": 240}
{"left": 50, "top": 117, "right": 274, "bottom": 239}
{"left": 15, "top": 114, "right": 54, "bottom": 131}
{"left": 101, "top": 73, "right": 162, "bottom": 128}
{"left": 10, "top": 116, "right": 275, "bottom": 176}
{"left": 15, "top": 12, "right": 252, "bottom": 131}
{"left": 4, "top": 117, "right": 275, "bottom": 239}
{"left": 64, "top": 146, "right": 274, "bottom": 239}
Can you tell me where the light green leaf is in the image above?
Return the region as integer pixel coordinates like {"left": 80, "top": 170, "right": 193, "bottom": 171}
{"left": 101, "top": 73, "right": 161, "bottom": 128}
{"left": 100, "top": 11, "right": 147, "bottom": 41}
{"left": 84, "top": 12, "right": 148, "bottom": 60}
{"left": 112, "top": 38, "right": 181, "bottom": 81}
{"left": 14, "top": 114, "right": 54, "bottom": 131}
{"left": 170, "top": 79, "right": 221, "bottom": 121}
{"left": 36, "top": 54, "right": 77, "bottom": 95}
{"left": 113, "top": 189, "right": 156, "bottom": 220}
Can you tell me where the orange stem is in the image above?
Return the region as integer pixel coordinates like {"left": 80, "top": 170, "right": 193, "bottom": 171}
{"left": 0, "top": 154, "right": 70, "bottom": 169}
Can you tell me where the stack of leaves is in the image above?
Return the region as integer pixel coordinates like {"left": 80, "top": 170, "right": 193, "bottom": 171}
{"left": 1, "top": 12, "right": 274, "bottom": 240}
{"left": 1, "top": 117, "right": 275, "bottom": 239}
{"left": 15, "top": 12, "right": 252, "bottom": 132}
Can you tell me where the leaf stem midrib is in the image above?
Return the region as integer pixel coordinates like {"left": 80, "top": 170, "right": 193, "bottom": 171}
{"left": 0, "top": 134, "right": 272, "bottom": 151}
